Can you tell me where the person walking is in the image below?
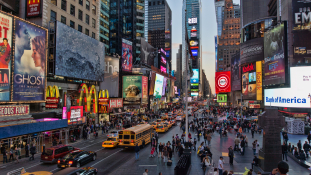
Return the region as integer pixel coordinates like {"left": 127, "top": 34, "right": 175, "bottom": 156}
{"left": 234, "top": 136, "right": 240, "bottom": 151}
{"left": 134, "top": 143, "right": 140, "bottom": 161}
{"left": 255, "top": 140, "right": 260, "bottom": 155}
{"left": 163, "top": 146, "right": 168, "bottom": 163}
{"left": 159, "top": 143, "right": 163, "bottom": 158}
{"left": 29, "top": 145, "right": 36, "bottom": 161}
{"left": 252, "top": 140, "right": 257, "bottom": 156}
{"left": 251, "top": 128, "right": 255, "bottom": 138}
{"left": 283, "top": 133, "right": 288, "bottom": 144}
{"left": 297, "top": 140, "right": 302, "bottom": 152}
{"left": 3, "top": 149, "right": 7, "bottom": 164}
{"left": 15, "top": 147, "right": 20, "bottom": 163}
{"left": 282, "top": 142, "right": 288, "bottom": 161}
{"left": 251, "top": 156, "right": 259, "bottom": 169}
{"left": 303, "top": 141, "right": 310, "bottom": 158}
{"left": 240, "top": 137, "right": 245, "bottom": 155}
{"left": 207, "top": 133, "right": 212, "bottom": 146}
{"left": 8, "top": 147, "right": 14, "bottom": 162}
{"left": 25, "top": 143, "right": 29, "bottom": 157}
{"left": 218, "top": 156, "right": 224, "bottom": 175}
{"left": 228, "top": 146, "right": 234, "bottom": 165}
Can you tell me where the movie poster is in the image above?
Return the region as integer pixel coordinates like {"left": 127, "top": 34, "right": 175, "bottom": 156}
{"left": 13, "top": 19, "right": 46, "bottom": 101}
{"left": 0, "top": 13, "right": 12, "bottom": 101}
{"left": 122, "top": 39, "right": 133, "bottom": 72}
{"left": 141, "top": 76, "right": 148, "bottom": 104}
{"left": 123, "top": 76, "right": 142, "bottom": 105}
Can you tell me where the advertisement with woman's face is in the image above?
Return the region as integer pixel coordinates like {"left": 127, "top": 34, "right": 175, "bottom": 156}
{"left": 13, "top": 19, "right": 46, "bottom": 101}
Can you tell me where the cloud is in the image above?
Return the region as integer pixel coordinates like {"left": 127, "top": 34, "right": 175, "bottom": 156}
{"left": 202, "top": 51, "right": 215, "bottom": 55}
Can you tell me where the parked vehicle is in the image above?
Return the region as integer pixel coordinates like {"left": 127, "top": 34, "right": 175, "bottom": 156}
{"left": 41, "top": 145, "right": 79, "bottom": 164}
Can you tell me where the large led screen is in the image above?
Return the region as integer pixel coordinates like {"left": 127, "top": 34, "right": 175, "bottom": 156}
{"left": 162, "top": 77, "right": 167, "bottom": 96}
{"left": 99, "top": 56, "right": 119, "bottom": 97}
{"left": 123, "top": 76, "right": 145, "bottom": 105}
{"left": 154, "top": 74, "right": 164, "bottom": 96}
{"left": 140, "top": 38, "right": 155, "bottom": 66}
{"left": 191, "top": 69, "right": 199, "bottom": 83}
{"left": 231, "top": 54, "right": 241, "bottom": 91}
{"left": 215, "top": 71, "right": 231, "bottom": 94}
{"left": 241, "top": 63, "right": 256, "bottom": 100}
{"left": 240, "top": 38, "right": 264, "bottom": 64}
{"left": 217, "top": 94, "right": 227, "bottom": 103}
{"left": 122, "top": 39, "right": 133, "bottom": 72}
{"left": 265, "top": 66, "right": 311, "bottom": 108}
{"left": 149, "top": 72, "right": 156, "bottom": 95}
{"left": 264, "top": 22, "right": 286, "bottom": 86}
{"left": 13, "top": 19, "right": 47, "bottom": 101}
{"left": 55, "top": 21, "right": 105, "bottom": 81}
{"left": 0, "top": 13, "right": 12, "bottom": 101}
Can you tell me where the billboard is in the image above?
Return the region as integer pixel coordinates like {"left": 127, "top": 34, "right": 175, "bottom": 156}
{"left": 264, "top": 22, "right": 286, "bottom": 86}
{"left": 265, "top": 66, "right": 311, "bottom": 108}
{"left": 231, "top": 54, "right": 241, "bottom": 91}
{"left": 191, "top": 49, "right": 198, "bottom": 57}
{"left": 191, "top": 69, "right": 199, "bottom": 83}
{"left": 141, "top": 76, "right": 148, "bottom": 104}
{"left": 240, "top": 38, "right": 264, "bottom": 64}
{"left": 99, "top": 56, "right": 119, "bottom": 97}
{"left": 154, "top": 74, "right": 164, "bottom": 96}
{"left": 13, "top": 19, "right": 47, "bottom": 101}
{"left": 256, "top": 61, "right": 263, "bottom": 101}
{"left": 242, "top": 63, "right": 256, "bottom": 100}
{"left": 162, "top": 77, "right": 167, "bottom": 96}
{"left": 26, "top": 0, "right": 41, "bottom": 18}
{"left": 215, "top": 71, "right": 231, "bottom": 94}
{"left": 68, "top": 106, "right": 83, "bottom": 123}
{"left": 149, "top": 72, "right": 156, "bottom": 95}
{"left": 217, "top": 94, "right": 227, "bottom": 103}
{"left": 160, "top": 65, "right": 166, "bottom": 73}
{"left": 109, "top": 98, "right": 123, "bottom": 108}
{"left": 292, "top": 1, "right": 311, "bottom": 31}
{"left": 140, "top": 38, "right": 155, "bottom": 66}
{"left": 0, "top": 13, "right": 12, "bottom": 101}
{"left": 123, "top": 76, "right": 146, "bottom": 105}
{"left": 55, "top": 21, "right": 105, "bottom": 81}
{"left": 188, "top": 17, "right": 197, "bottom": 25}
{"left": 121, "top": 39, "right": 133, "bottom": 72}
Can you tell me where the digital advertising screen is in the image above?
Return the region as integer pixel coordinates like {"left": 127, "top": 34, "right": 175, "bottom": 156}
{"left": 0, "top": 12, "right": 12, "bottom": 101}
{"left": 191, "top": 49, "right": 198, "bottom": 57}
{"left": 241, "top": 63, "right": 256, "bottom": 100}
{"left": 240, "top": 38, "right": 264, "bottom": 64}
{"left": 249, "top": 72, "right": 256, "bottom": 83}
{"left": 217, "top": 94, "right": 227, "bottom": 103}
{"left": 231, "top": 54, "right": 241, "bottom": 91}
{"left": 149, "top": 72, "right": 156, "bottom": 95}
{"left": 123, "top": 76, "right": 143, "bottom": 105}
{"left": 160, "top": 65, "right": 166, "bottom": 73}
{"left": 121, "top": 38, "right": 133, "bottom": 72}
{"left": 153, "top": 74, "right": 164, "bottom": 96}
{"left": 140, "top": 38, "right": 155, "bottom": 66}
{"left": 141, "top": 76, "right": 148, "bottom": 104}
{"left": 68, "top": 106, "right": 83, "bottom": 123}
{"left": 55, "top": 21, "right": 105, "bottom": 81}
{"left": 264, "top": 22, "right": 286, "bottom": 86}
{"left": 191, "top": 69, "right": 199, "bottom": 83}
{"left": 162, "top": 77, "right": 167, "bottom": 96}
{"left": 26, "top": 0, "right": 41, "bottom": 18}
{"left": 13, "top": 19, "right": 47, "bottom": 101}
{"left": 99, "top": 56, "right": 119, "bottom": 97}
{"left": 265, "top": 66, "right": 311, "bottom": 108}
{"left": 215, "top": 71, "right": 231, "bottom": 94}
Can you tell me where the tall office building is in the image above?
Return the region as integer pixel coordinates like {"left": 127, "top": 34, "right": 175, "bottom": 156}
{"left": 146, "top": 0, "right": 172, "bottom": 72}
{"left": 182, "top": 0, "right": 202, "bottom": 97}
{"left": 215, "top": 0, "right": 240, "bottom": 72}
{"left": 99, "top": 0, "right": 110, "bottom": 53}
{"left": 109, "top": 0, "right": 145, "bottom": 62}
{"left": 175, "top": 44, "right": 183, "bottom": 91}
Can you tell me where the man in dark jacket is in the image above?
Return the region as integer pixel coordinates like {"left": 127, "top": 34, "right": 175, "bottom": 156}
{"left": 228, "top": 146, "right": 234, "bottom": 165}
{"left": 241, "top": 138, "right": 245, "bottom": 155}
{"left": 134, "top": 144, "right": 140, "bottom": 161}
{"left": 251, "top": 156, "right": 259, "bottom": 169}
{"left": 297, "top": 140, "right": 302, "bottom": 151}
{"left": 281, "top": 142, "right": 288, "bottom": 161}
{"left": 25, "top": 143, "right": 29, "bottom": 157}
{"left": 29, "top": 145, "right": 36, "bottom": 161}
{"left": 303, "top": 141, "right": 310, "bottom": 158}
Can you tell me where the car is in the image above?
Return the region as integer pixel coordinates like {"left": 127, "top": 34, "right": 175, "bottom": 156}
{"left": 155, "top": 124, "right": 166, "bottom": 133}
{"left": 106, "top": 130, "right": 119, "bottom": 138}
{"left": 142, "top": 115, "right": 150, "bottom": 121}
{"left": 163, "top": 123, "right": 169, "bottom": 131}
{"left": 151, "top": 122, "right": 157, "bottom": 129}
{"left": 102, "top": 136, "right": 119, "bottom": 148}
{"left": 171, "top": 120, "right": 177, "bottom": 126}
{"left": 41, "top": 145, "right": 79, "bottom": 164}
{"left": 57, "top": 150, "right": 97, "bottom": 168}
{"left": 176, "top": 116, "right": 182, "bottom": 121}
{"left": 156, "top": 119, "right": 163, "bottom": 124}
{"left": 164, "top": 121, "right": 172, "bottom": 128}
{"left": 53, "top": 167, "right": 98, "bottom": 175}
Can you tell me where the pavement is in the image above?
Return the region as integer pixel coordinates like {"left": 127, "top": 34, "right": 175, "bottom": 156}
{"left": 282, "top": 133, "right": 311, "bottom": 163}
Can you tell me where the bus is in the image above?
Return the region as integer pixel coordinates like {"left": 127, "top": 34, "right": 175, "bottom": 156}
{"left": 118, "top": 124, "right": 153, "bottom": 148}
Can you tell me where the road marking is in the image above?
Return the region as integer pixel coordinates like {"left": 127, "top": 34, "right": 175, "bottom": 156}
{"left": 90, "top": 149, "right": 123, "bottom": 167}
{"left": 138, "top": 165, "right": 157, "bottom": 166}
{"left": 80, "top": 140, "right": 103, "bottom": 149}
{"left": 95, "top": 148, "right": 104, "bottom": 152}
{"left": 51, "top": 168, "right": 59, "bottom": 172}
{"left": 25, "top": 162, "right": 42, "bottom": 170}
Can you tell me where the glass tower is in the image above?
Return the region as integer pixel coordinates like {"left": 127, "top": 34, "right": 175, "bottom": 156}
{"left": 100, "top": 0, "right": 110, "bottom": 53}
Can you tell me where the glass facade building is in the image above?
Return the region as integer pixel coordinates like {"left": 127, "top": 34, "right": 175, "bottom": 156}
{"left": 100, "top": 0, "right": 110, "bottom": 53}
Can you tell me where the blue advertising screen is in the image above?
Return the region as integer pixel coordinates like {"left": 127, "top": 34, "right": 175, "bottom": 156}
{"left": 190, "top": 69, "right": 199, "bottom": 83}
{"left": 191, "top": 49, "right": 198, "bottom": 56}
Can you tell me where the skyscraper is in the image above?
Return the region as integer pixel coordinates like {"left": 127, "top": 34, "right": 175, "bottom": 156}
{"left": 146, "top": 0, "right": 172, "bottom": 72}
{"left": 100, "top": 0, "right": 110, "bottom": 53}
{"left": 109, "top": 0, "right": 145, "bottom": 62}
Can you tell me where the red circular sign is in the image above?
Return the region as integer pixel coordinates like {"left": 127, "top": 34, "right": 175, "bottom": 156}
{"left": 215, "top": 71, "right": 231, "bottom": 94}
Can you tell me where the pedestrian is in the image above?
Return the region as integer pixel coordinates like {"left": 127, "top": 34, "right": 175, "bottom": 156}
{"left": 281, "top": 142, "right": 288, "bottom": 161}
{"left": 143, "top": 169, "right": 148, "bottom": 175}
{"left": 251, "top": 128, "right": 254, "bottom": 138}
{"left": 203, "top": 154, "right": 211, "bottom": 174}
{"left": 15, "top": 147, "right": 20, "bottom": 163}
{"left": 25, "top": 143, "right": 29, "bottom": 157}
{"left": 218, "top": 156, "right": 224, "bottom": 175}
{"left": 255, "top": 140, "right": 260, "bottom": 155}
{"left": 168, "top": 146, "right": 173, "bottom": 160}
{"left": 3, "top": 149, "right": 7, "bottom": 164}
{"left": 283, "top": 133, "right": 288, "bottom": 144}
{"left": 134, "top": 143, "right": 140, "bottom": 161}
{"left": 159, "top": 143, "right": 163, "bottom": 158}
{"left": 234, "top": 136, "right": 240, "bottom": 151}
{"left": 303, "top": 141, "right": 310, "bottom": 158}
{"left": 308, "top": 133, "right": 311, "bottom": 144}
{"left": 252, "top": 140, "right": 257, "bottom": 156}
{"left": 172, "top": 138, "right": 176, "bottom": 152}
{"left": 251, "top": 156, "right": 259, "bottom": 169}
{"left": 206, "top": 133, "right": 212, "bottom": 146}
{"left": 178, "top": 143, "right": 184, "bottom": 157}
{"left": 297, "top": 140, "right": 302, "bottom": 151}
{"left": 241, "top": 137, "right": 245, "bottom": 155}
{"left": 193, "top": 138, "right": 197, "bottom": 151}
{"left": 228, "top": 146, "right": 234, "bottom": 165}
{"left": 8, "top": 147, "right": 14, "bottom": 162}
{"left": 29, "top": 145, "right": 36, "bottom": 161}
{"left": 163, "top": 146, "right": 168, "bottom": 163}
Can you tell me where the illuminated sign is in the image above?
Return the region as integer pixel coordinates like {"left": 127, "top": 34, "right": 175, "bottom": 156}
{"left": 26, "top": 0, "right": 41, "bottom": 18}
{"left": 188, "top": 17, "right": 197, "bottom": 24}
{"left": 191, "top": 49, "right": 198, "bottom": 56}
{"left": 190, "top": 40, "right": 198, "bottom": 46}
{"left": 249, "top": 104, "right": 260, "bottom": 108}
{"left": 160, "top": 65, "right": 166, "bottom": 73}
{"left": 256, "top": 61, "right": 262, "bottom": 101}
{"left": 109, "top": 98, "right": 123, "bottom": 108}
{"left": 217, "top": 94, "right": 227, "bottom": 103}
{"left": 77, "top": 84, "right": 98, "bottom": 113}
{"left": 165, "top": 42, "right": 170, "bottom": 47}
{"left": 161, "top": 48, "right": 166, "bottom": 55}
{"left": 242, "top": 63, "right": 255, "bottom": 73}
{"left": 0, "top": 105, "right": 29, "bottom": 117}
{"left": 68, "top": 106, "right": 83, "bottom": 123}
{"left": 215, "top": 71, "right": 231, "bottom": 94}
{"left": 46, "top": 85, "right": 60, "bottom": 108}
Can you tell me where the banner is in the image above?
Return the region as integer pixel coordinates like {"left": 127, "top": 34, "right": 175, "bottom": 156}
{"left": 142, "top": 76, "right": 148, "bottom": 104}
{"left": 0, "top": 13, "right": 12, "bottom": 101}
{"left": 149, "top": 72, "right": 156, "bottom": 95}
{"left": 140, "top": 38, "right": 155, "bottom": 66}
{"left": 123, "top": 76, "right": 142, "bottom": 105}
{"left": 121, "top": 39, "right": 133, "bottom": 72}
{"left": 256, "top": 61, "right": 262, "bottom": 101}
{"left": 13, "top": 19, "right": 46, "bottom": 101}
{"left": 0, "top": 105, "right": 29, "bottom": 117}
{"left": 26, "top": 0, "right": 41, "bottom": 18}
{"left": 217, "top": 94, "right": 227, "bottom": 103}
{"left": 109, "top": 98, "right": 123, "bottom": 108}
{"left": 231, "top": 54, "right": 241, "bottom": 91}
{"left": 242, "top": 63, "right": 256, "bottom": 100}
{"left": 68, "top": 106, "right": 83, "bottom": 123}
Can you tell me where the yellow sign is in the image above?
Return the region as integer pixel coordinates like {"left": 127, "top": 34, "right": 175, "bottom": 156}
{"left": 46, "top": 85, "right": 59, "bottom": 98}
{"left": 78, "top": 84, "right": 98, "bottom": 113}
{"left": 256, "top": 61, "right": 262, "bottom": 101}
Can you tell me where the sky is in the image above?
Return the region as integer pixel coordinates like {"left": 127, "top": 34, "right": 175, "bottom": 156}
{"left": 167, "top": 0, "right": 240, "bottom": 95}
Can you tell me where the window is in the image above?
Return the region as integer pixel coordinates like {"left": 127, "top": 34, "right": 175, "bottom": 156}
{"left": 153, "top": 2, "right": 155, "bottom": 5}
{"left": 70, "top": 4, "right": 75, "bottom": 16}
{"left": 85, "top": 28, "right": 89, "bottom": 36}
{"left": 92, "top": 32, "right": 95, "bottom": 38}
{"left": 70, "top": 20, "right": 75, "bottom": 28}
{"left": 79, "top": 0, "right": 83, "bottom": 6}
{"left": 92, "top": 18, "right": 96, "bottom": 28}
{"left": 61, "top": 16, "right": 66, "bottom": 24}
{"left": 149, "top": 2, "right": 151, "bottom": 6}
{"left": 92, "top": 5, "right": 96, "bottom": 15}
{"left": 50, "top": 10, "right": 56, "bottom": 21}
{"left": 131, "top": 135, "right": 134, "bottom": 139}
{"left": 86, "top": 0, "right": 90, "bottom": 10}
{"left": 78, "top": 25, "right": 82, "bottom": 32}
{"left": 78, "top": 10, "right": 83, "bottom": 20}
{"left": 51, "top": 0, "right": 57, "bottom": 5}
{"left": 85, "top": 14, "right": 89, "bottom": 24}
{"left": 61, "top": 0, "right": 67, "bottom": 11}
{"left": 124, "top": 135, "right": 130, "bottom": 139}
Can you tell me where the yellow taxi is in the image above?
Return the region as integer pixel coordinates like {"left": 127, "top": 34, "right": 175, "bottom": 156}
{"left": 151, "top": 122, "right": 157, "bottom": 129}
{"left": 102, "top": 136, "right": 119, "bottom": 148}
{"left": 155, "top": 124, "right": 167, "bottom": 133}
{"left": 164, "top": 121, "right": 172, "bottom": 128}
{"left": 163, "top": 123, "right": 169, "bottom": 131}
{"left": 156, "top": 119, "right": 163, "bottom": 124}
{"left": 142, "top": 115, "right": 150, "bottom": 121}
{"left": 161, "top": 114, "right": 168, "bottom": 120}
{"left": 22, "top": 171, "right": 52, "bottom": 175}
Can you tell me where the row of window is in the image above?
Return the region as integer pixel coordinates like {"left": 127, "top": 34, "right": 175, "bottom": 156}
{"left": 50, "top": 10, "right": 95, "bottom": 39}
{"left": 149, "top": 1, "right": 165, "bottom": 6}
{"left": 60, "top": 0, "right": 95, "bottom": 14}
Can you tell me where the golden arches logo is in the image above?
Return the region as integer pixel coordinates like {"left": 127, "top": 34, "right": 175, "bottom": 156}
{"left": 46, "top": 85, "right": 59, "bottom": 98}
{"left": 78, "top": 84, "right": 98, "bottom": 113}
{"left": 99, "top": 89, "right": 109, "bottom": 99}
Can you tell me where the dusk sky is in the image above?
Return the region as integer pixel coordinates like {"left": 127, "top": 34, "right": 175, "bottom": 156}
{"left": 167, "top": 0, "right": 240, "bottom": 94}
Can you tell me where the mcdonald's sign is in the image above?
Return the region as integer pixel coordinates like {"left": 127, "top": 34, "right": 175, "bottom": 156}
{"left": 46, "top": 85, "right": 59, "bottom": 108}
{"left": 99, "top": 89, "right": 109, "bottom": 114}
{"left": 77, "top": 84, "right": 98, "bottom": 113}
{"left": 26, "top": 0, "right": 41, "bottom": 18}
